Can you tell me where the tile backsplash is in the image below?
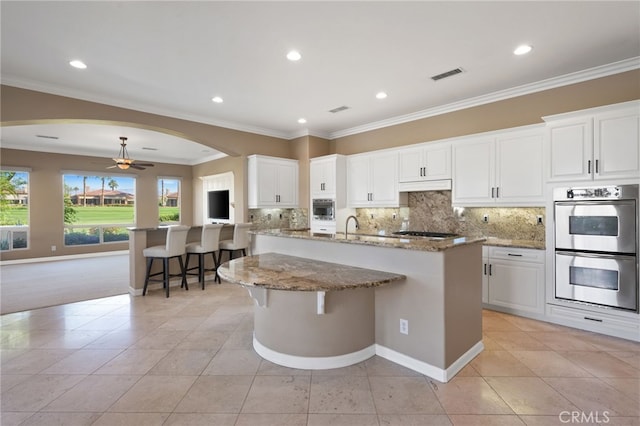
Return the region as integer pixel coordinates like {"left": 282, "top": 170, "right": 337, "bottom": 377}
{"left": 249, "top": 208, "right": 308, "bottom": 230}
{"left": 355, "top": 191, "right": 545, "bottom": 243}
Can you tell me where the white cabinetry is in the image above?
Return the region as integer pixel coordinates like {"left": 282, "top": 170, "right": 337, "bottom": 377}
{"left": 310, "top": 155, "right": 341, "bottom": 198}
{"left": 545, "top": 101, "right": 640, "bottom": 182}
{"left": 310, "top": 154, "right": 346, "bottom": 234}
{"left": 452, "top": 126, "right": 544, "bottom": 206}
{"left": 398, "top": 141, "right": 451, "bottom": 182}
{"left": 347, "top": 151, "right": 405, "bottom": 207}
{"left": 483, "top": 246, "right": 545, "bottom": 317}
{"left": 248, "top": 155, "right": 298, "bottom": 208}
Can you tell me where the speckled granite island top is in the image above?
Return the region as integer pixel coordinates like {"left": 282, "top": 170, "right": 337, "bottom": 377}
{"left": 251, "top": 229, "right": 485, "bottom": 252}
{"left": 218, "top": 253, "right": 405, "bottom": 291}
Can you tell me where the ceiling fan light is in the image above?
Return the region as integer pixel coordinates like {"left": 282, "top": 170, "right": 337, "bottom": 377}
{"left": 117, "top": 163, "right": 130, "bottom": 170}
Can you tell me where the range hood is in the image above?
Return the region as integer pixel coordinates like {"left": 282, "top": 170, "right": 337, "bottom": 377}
{"left": 399, "top": 179, "right": 451, "bottom": 192}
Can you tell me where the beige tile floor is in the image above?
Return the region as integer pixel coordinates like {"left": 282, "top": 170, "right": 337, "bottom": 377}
{"left": 1, "top": 282, "right": 639, "bottom": 426}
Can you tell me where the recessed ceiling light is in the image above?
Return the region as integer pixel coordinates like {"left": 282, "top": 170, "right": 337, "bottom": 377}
{"left": 211, "top": 96, "right": 223, "bottom": 103}
{"left": 513, "top": 45, "right": 533, "bottom": 55}
{"left": 69, "top": 59, "right": 87, "bottom": 69}
{"left": 297, "top": 118, "right": 307, "bottom": 124}
{"left": 376, "top": 92, "right": 388, "bottom": 99}
{"left": 287, "top": 50, "right": 302, "bottom": 61}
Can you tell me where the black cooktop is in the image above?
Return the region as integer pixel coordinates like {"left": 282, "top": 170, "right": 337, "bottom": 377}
{"left": 392, "top": 231, "right": 459, "bottom": 238}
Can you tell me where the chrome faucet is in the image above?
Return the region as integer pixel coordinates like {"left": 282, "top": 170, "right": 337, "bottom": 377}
{"left": 345, "top": 215, "right": 359, "bottom": 238}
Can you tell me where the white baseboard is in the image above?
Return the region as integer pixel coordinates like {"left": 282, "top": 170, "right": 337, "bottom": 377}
{"left": 1, "top": 250, "right": 129, "bottom": 266}
{"left": 253, "top": 336, "right": 376, "bottom": 370}
{"left": 375, "top": 340, "right": 484, "bottom": 383}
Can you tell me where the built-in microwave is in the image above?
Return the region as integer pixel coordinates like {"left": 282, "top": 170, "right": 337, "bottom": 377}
{"left": 312, "top": 199, "right": 335, "bottom": 221}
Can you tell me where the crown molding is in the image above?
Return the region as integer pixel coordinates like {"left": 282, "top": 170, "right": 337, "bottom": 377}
{"left": 0, "top": 77, "right": 292, "bottom": 140}
{"left": 328, "top": 57, "right": 640, "bottom": 140}
{"left": 3, "top": 57, "right": 638, "bottom": 143}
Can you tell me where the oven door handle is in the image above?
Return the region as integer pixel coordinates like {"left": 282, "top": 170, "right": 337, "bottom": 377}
{"left": 555, "top": 250, "right": 635, "bottom": 260}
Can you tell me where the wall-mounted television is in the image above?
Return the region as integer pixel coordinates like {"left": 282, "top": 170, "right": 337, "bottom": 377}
{"left": 208, "top": 189, "right": 230, "bottom": 221}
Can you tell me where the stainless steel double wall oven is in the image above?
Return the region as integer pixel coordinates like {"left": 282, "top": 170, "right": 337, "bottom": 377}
{"left": 554, "top": 184, "right": 639, "bottom": 312}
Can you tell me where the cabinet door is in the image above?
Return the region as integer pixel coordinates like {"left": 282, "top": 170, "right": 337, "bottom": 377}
{"left": 275, "top": 161, "right": 298, "bottom": 206}
{"left": 482, "top": 250, "right": 489, "bottom": 304}
{"left": 347, "top": 155, "right": 371, "bottom": 207}
{"left": 369, "top": 152, "right": 399, "bottom": 206}
{"left": 488, "top": 260, "right": 544, "bottom": 314}
{"left": 424, "top": 144, "right": 451, "bottom": 180}
{"left": 256, "top": 160, "right": 279, "bottom": 206}
{"left": 452, "top": 138, "right": 495, "bottom": 204}
{"left": 594, "top": 111, "right": 640, "bottom": 180}
{"left": 548, "top": 119, "right": 593, "bottom": 182}
{"left": 398, "top": 147, "right": 425, "bottom": 182}
{"left": 310, "top": 160, "right": 333, "bottom": 198}
{"left": 496, "top": 131, "right": 544, "bottom": 204}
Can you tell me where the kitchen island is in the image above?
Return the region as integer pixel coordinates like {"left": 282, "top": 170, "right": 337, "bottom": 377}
{"left": 217, "top": 252, "right": 405, "bottom": 370}
{"left": 243, "top": 229, "right": 485, "bottom": 382}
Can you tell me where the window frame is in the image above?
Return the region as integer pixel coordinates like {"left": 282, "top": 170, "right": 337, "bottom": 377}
{"left": 158, "top": 176, "right": 182, "bottom": 225}
{"left": 0, "top": 167, "right": 30, "bottom": 251}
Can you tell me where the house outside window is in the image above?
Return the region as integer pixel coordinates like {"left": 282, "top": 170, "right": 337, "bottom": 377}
{"left": 158, "top": 177, "right": 180, "bottom": 224}
{"left": 63, "top": 174, "right": 135, "bottom": 246}
{"left": 0, "top": 170, "right": 29, "bottom": 251}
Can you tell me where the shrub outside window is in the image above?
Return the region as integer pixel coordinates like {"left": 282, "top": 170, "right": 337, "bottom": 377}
{"left": 0, "top": 170, "right": 29, "bottom": 251}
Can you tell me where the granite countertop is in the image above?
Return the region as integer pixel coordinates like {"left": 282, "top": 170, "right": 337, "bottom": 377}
{"left": 483, "top": 237, "right": 545, "bottom": 250}
{"left": 217, "top": 252, "right": 405, "bottom": 291}
{"left": 251, "top": 229, "right": 485, "bottom": 252}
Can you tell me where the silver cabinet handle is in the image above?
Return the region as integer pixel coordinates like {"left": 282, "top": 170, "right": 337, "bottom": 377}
{"left": 507, "top": 253, "right": 523, "bottom": 257}
{"left": 491, "top": 187, "right": 495, "bottom": 198}
{"left": 489, "top": 264, "right": 492, "bottom": 276}
{"left": 588, "top": 160, "right": 591, "bottom": 174}
{"left": 595, "top": 159, "right": 599, "bottom": 174}
{"left": 483, "top": 263, "right": 487, "bottom": 275}
{"left": 496, "top": 187, "right": 499, "bottom": 198}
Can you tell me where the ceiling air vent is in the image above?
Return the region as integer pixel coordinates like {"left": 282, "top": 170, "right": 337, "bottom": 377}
{"left": 329, "top": 105, "right": 350, "bottom": 114}
{"left": 431, "top": 68, "right": 463, "bottom": 81}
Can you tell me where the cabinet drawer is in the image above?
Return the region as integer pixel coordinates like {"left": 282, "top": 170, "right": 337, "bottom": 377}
{"left": 547, "top": 304, "right": 640, "bottom": 342}
{"left": 488, "top": 247, "right": 544, "bottom": 263}
{"left": 310, "top": 222, "right": 336, "bottom": 234}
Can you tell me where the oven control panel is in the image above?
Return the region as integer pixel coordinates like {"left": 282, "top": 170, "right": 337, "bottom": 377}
{"left": 565, "top": 186, "right": 621, "bottom": 199}
{"left": 553, "top": 185, "right": 639, "bottom": 201}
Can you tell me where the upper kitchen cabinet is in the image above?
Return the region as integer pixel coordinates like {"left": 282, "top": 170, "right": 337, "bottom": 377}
{"left": 545, "top": 101, "right": 640, "bottom": 182}
{"left": 398, "top": 141, "right": 451, "bottom": 183}
{"left": 248, "top": 155, "right": 298, "bottom": 208}
{"left": 452, "top": 125, "right": 545, "bottom": 206}
{"left": 347, "top": 150, "right": 406, "bottom": 207}
{"left": 310, "top": 154, "right": 345, "bottom": 199}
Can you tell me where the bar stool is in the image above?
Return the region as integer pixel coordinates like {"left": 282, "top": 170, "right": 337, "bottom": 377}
{"left": 142, "top": 225, "right": 190, "bottom": 298}
{"left": 219, "top": 223, "right": 252, "bottom": 262}
{"left": 185, "top": 223, "right": 224, "bottom": 289}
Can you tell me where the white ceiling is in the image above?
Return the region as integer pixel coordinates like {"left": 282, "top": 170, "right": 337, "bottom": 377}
{"left": 1, "top": 1, "right": 639, "bottom": 165}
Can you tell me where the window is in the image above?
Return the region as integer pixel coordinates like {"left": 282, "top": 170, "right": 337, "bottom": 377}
{"left": 63, "top": 174, "right": 135, "bottom": 246}
{"left": 158, "top": 177, "right": 181, "bottom": 224}
{"left": 0, "top": 170, "right": 29, "bottom": 251}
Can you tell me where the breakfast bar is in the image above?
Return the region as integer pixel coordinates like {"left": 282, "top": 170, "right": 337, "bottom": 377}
{"left": 217, "top": 252, "right": 405, "bottom": 369}
{"left": 245, "top": 229, "right": 485, "bottom": 382}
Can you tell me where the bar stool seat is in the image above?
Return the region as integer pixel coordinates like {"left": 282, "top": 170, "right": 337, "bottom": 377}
{"left": 143, "top": 225, "right": 190, "bottom": 298}
{"left": 185, "top": 223, "right": 224, "bottom": 288}
{"left": 219, "top": 223, "right": 252, "bottom": 262}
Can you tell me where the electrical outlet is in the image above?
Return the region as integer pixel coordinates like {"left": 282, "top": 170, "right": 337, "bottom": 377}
{"left": 51, "top": 245, "right": 56, "bottom": 252}
{"left": 537, "top": 215, "right": 544, "bottom": 225}
{"left": 483, "top": 214, "right": 489, "bottom": 223}
{"left": 399, "top": 319, "right": 409, "bottom": 335}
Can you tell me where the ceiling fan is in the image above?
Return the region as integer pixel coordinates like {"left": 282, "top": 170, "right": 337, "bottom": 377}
{"left": 108, "top": 137, "right": 155, "bottom": 170}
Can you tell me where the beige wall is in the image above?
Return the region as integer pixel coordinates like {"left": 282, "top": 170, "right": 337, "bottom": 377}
{"left": 332, "top": 70, "right": 640, "bottom": 154}
{"left": 1, "top": 70, "right": 638, "bottom": 259}
{"left": 0, "top": 148, "right": 192, "bottom": 260}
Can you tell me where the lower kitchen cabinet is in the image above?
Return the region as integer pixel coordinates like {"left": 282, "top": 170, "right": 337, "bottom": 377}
{"left": 483, "top": 246, "right": 545, "bottom": 317}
